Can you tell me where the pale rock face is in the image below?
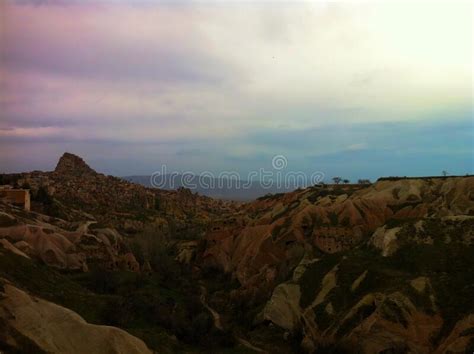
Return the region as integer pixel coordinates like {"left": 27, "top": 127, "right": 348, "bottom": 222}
{"left": 176, "top": 240, "right": 199, "bottom": 264}
{"left": 0, "top": 224, "right": 85, "bottom": 270}
{"left": 0, "top": 239, "right": 30, "bottom": 259}
{"left": 351, "top": 270, "right": 368, "bottom": 292}
{"left": 370, "top": 226, "right": 402, "bottom": 256}
{"left": 13, "top": 240, "right": 33, "bottom": 255}
{"left": 325, "top": 302, "right": 334, "bottom": 315}
{"left": 0, "top": 207, "right": 140, "bottom": 272}
{"left": 292, "top": 251, "right": 318, "bottom": 282}
{"left": 261, "top": 283, "right": 302, "bottom": 331}
{"left": 410, "top": 277, "right": 429, "bottom": 293}
{"left": 311, "top": 265, "right": 338, "bottom": 307}
{"left": 0, "top": 283, "right": 153, "bottom": 354}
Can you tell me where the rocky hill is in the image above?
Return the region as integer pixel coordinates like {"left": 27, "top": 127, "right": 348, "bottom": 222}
{"left": 2, "top": 152, "right": 237, "bottom": 235}
{"left": 54, "top": 152, "right": 97, "bottom": 176}
{"left": 0, "top": 153, "right": 243, "bottom": 354}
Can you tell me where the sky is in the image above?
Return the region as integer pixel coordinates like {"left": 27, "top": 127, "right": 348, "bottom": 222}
{"left": 0, "top": 0, "right": 473, "bottom": 182}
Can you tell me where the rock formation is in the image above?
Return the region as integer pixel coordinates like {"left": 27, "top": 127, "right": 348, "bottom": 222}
{"left": 54, "top": 152, "right": 97, "bottom": 176}
{"left": 0, "top": 204, "right": 139, "bottom": 272}
{"left": 203, "top": 176, "right": 474, "bottom": 286}
{"left": 0, "top": 282, "right": 153, "bottom": 354}
{"left": 199, "top": 176, "right": 474, "bottom": 353}
{"left": 1, "top": 153, "right": 473, "bottom": 353}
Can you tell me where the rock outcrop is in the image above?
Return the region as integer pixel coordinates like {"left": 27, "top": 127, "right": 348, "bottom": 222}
{"left": 0, "top": 282, "right": 153, "bottom": 354}
{"left": 0, "top": 204, "right": 138, "bottom": 272}
{"left": 54, "top": 152, "right": 97, "bottom": 176}
{"left": 260, "top": 283, "right": 301, "bottom": 331}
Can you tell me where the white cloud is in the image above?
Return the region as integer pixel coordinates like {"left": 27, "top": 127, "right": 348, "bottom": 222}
{"left": 0, "top": 1, "right": 471, "bottom": 174}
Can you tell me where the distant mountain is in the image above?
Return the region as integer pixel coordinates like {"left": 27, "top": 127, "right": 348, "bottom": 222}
{"left": 123, "top": 174, "right": 302, "bottom": 201}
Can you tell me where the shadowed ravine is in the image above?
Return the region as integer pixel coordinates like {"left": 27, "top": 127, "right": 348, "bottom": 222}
{"left": 199, "top": 282, "right": 268, "bottom": 353}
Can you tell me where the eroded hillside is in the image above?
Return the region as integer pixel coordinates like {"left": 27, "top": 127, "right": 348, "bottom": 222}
{"left": 1, "top": 153, "right": 473, "bottom": 354}
{"left": 198, "top": 176, "right": 474, "bottom": 353}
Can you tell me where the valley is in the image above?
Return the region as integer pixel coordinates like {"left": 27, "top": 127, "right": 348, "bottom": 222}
{"left": 0, "top": 153, "right": 473, "bottom": 354}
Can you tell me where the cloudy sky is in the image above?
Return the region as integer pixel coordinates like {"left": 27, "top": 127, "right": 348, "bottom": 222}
{"left": 1, "top": 0, "right": 472, "bottom": 181}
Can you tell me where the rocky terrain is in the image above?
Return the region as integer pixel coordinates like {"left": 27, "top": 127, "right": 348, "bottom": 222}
{"left": 199, "top": 176, "right": 474, "bottom": 353}
{"left": 1, "top": 152, "right": 237, "bottom": 235}
{"left": 0, "top": 281, "right": 152, "bottom": 354}
{"left": 0, "top": 153, "right": 473, "bottom": 353}
{"left": 0, "top": 203, "right": 140, "bottom": 272}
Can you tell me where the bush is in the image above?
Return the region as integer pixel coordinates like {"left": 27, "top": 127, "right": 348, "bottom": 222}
{"left": 33, "top": 186, "right": 53, "bottom": 205}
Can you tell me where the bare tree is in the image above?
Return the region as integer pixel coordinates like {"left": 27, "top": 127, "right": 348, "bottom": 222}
{"left": 442, "top": 170, "right": 448, "bottom": 177}
{"left": 332, "top": 177, "right": 342, "bottom": 184}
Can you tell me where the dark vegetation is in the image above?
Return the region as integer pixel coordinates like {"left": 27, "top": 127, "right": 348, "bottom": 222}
{"left": 336, "top": 302, "right": 377, "bottom": 336}
{"left": 299, "top": 251, "right": 341, "bottom": 308}
{"left": 298, "top": 219, "right": 474, "bottom": 340}
{"left": 257, "top": 192, "right": 285, "bottom": 201}
{"left": 30, "top": 186, "right": 62, "bottom": 217}
{"left": 0, "top": 248, "right": 247, "bottom": 353}
{"left": 0, "top": 326, "right": 48, "bottom": 354}
{"left": 0, "top": 174, "right": 23, "bottom": 187}
{"left": 378, "top": 175, "right": 473, "bottom": 181}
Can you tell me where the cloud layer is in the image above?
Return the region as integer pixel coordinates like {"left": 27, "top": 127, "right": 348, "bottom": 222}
{"left": 1, "top": 1, "right": 472, "bottom": 179}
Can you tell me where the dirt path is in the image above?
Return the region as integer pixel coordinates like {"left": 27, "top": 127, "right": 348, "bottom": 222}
{"left": 198, "top": 282, "right": 268, "bottom": 353}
